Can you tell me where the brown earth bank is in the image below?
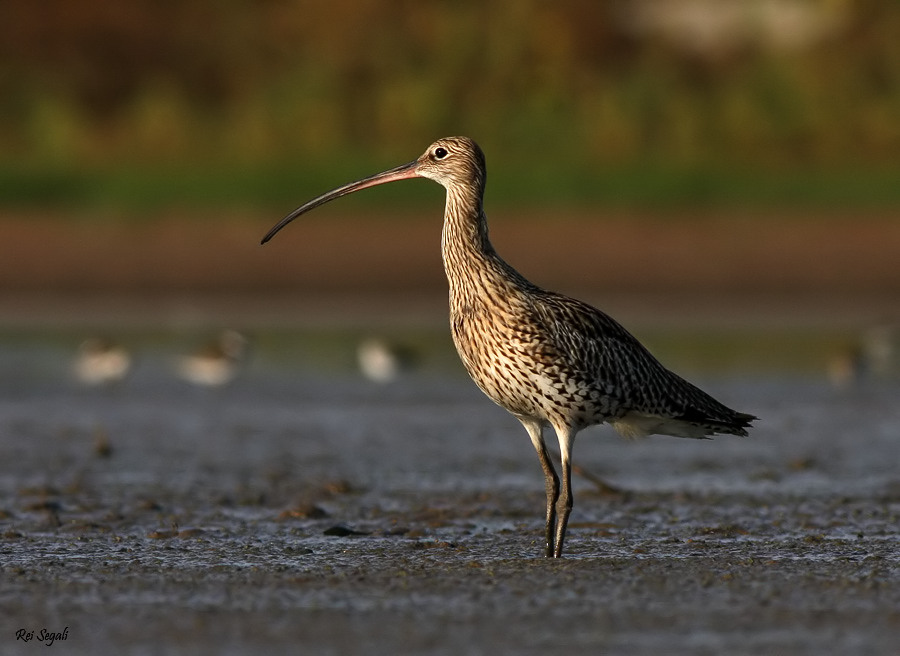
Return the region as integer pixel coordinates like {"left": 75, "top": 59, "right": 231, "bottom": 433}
{"left": 1, "top": 209, "right": 898, "bottom": 296}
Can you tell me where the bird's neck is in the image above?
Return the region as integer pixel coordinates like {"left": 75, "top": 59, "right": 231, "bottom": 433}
{"left": 440, "top": 187, "right": 525, "bottom": 307}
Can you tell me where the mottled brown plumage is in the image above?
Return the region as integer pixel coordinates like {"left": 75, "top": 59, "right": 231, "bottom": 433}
{"left": 262, "top": 136, "right": 756, "bottom": 557}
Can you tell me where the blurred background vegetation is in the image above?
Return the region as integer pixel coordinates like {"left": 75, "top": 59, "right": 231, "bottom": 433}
{"left": 0, "top": 0, "right": 899, "bottom": 210}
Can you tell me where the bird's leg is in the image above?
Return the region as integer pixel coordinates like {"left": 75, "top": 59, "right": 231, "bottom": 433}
{"left": 537, "top": 442, "right": 560, "bottom": 557}
{"left": 552, "top": 458, "right": 574, "bottom": 557}
{"left": 520, "top": 418, "right": 559, "bottom": 557}
{"left": 552, "top": 426, "right": 577, "bottom": 558}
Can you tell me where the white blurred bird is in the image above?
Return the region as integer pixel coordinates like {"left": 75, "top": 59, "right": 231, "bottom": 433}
{"left": 73, "top": 337, "right": 132, "bottom": 386}
{"left": 356, "top": 337, "right": 417, "bottom": 383}
{"left": 175, "top": 330, "right": 248, "bottom": 386}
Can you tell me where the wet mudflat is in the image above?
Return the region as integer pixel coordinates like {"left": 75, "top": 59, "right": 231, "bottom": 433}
{"left": 0, "top": 331, "right": 898, "bottom": 655}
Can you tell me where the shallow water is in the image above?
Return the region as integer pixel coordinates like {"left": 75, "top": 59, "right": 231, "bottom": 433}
{"left": 0, "top": 328, "right": 898, "bottom": 654}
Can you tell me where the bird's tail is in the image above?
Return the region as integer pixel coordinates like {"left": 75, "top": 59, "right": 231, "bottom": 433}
{"left": 611, "top": 410, "right": 757, "bottom": 440}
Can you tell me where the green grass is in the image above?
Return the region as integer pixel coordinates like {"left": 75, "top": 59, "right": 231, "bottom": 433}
{"left": 1, "top": 161, "right": 900, "bottom": 214}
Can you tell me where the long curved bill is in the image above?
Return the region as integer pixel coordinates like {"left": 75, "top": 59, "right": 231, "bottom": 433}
{"left": 261, "top": 159, "right": 421, "bottom": 244}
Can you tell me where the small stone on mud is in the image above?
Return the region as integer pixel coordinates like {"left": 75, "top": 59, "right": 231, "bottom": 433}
{"left": 323, "top": 524, "right": 367, "bottom": 536}
{"left": 93, "top": 430, "right": 113, "bottom": 458}
{"left": 321, "top": 480, "right": 354, "bottom": 495}
{"left": 147, "top": 529, "right": 178, "bottom": 539}
{"left": 177, "top": 527, "right": 205, "bottom": 538}
{"left": 278, "top": 504, "right": 328, "bottom": 520}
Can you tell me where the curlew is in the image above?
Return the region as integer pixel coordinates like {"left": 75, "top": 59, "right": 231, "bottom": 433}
{"left": 262, "top": 137, "right": 756, "bottom": 557}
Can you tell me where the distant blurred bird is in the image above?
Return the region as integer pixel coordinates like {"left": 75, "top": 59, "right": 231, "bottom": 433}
{"left": 175, "top": 330, "right": 248, "bottom": 386}
{"left": 356, "top": 337, "right": 418, "bottom": 383}
{"left": 860, "top": 323, "right": 897, "bottom": 379}
{"left": 73, "top": 337, "right": 132, "bottom": 386}
{"left": 828, "top": 323, "right": 897, "bottom": 388}
{"left": 827, "top": 345, "right": 865, "bottom": 389}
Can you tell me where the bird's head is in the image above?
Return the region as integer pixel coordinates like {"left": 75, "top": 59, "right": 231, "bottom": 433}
{"left": 413, "top": 136, "right": 485, "bottom": 190}
{"left": 261, "top": 136, "right": 485, "bottom": 244}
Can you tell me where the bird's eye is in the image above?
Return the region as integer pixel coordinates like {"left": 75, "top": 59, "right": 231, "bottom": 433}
{"left": 433, "top": 147, "right": 448, "bottom": 159}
